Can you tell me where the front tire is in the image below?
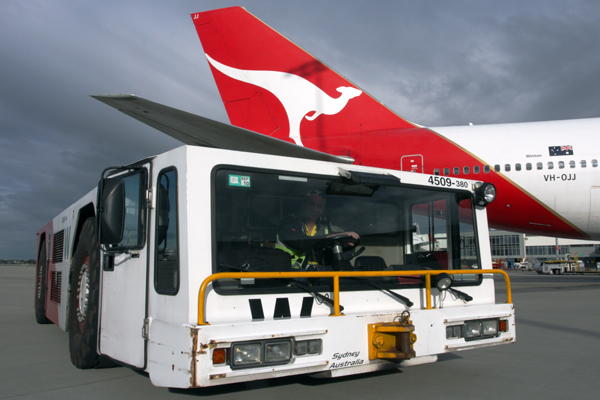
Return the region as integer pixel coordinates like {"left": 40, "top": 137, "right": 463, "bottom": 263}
{"left": 68, "top": 218, "right": 101, "bottom": 369}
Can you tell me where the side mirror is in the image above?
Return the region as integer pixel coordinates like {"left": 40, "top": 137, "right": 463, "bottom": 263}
{"left": 98, "top": 178, "right": 125, "bottom": 245}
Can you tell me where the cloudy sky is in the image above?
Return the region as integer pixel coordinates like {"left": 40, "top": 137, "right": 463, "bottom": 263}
{"left": 1, "top": 0, "right": 599, "bottom": 259}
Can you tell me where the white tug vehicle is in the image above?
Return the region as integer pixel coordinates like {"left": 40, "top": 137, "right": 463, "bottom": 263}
{"left": 35, "top": 95, "right": 514, "bottom": 388}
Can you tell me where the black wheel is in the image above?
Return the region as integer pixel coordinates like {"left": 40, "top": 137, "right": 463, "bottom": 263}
{"left": 68, "top": 218, "right": 101, "bottom": 369}
{"left": 34, "top": 240, "right": 50, "bottom": 324}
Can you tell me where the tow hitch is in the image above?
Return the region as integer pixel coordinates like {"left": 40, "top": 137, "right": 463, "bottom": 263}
{"left": 368, "top": 311, "right": 416, "bottom": 360}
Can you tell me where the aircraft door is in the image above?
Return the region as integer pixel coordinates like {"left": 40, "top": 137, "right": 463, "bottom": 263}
{"left": 98, "top": 166, "right": 150, "bottom": 368}
{"left": 401, "top": 155, "right": 423, "bottom": 173}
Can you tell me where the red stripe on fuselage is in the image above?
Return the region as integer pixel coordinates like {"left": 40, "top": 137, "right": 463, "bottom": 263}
{"left": 304, "top": 127, "right": 588, "bottom": 239}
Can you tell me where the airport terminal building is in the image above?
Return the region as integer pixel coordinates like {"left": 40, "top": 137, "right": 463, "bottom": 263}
{"left": 489, "top": 231, "right": 600, "bottom": 269}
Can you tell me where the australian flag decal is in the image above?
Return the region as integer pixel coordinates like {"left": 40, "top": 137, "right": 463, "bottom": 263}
{"left": 549, "top": 145, "right": 574, "bottom": 156}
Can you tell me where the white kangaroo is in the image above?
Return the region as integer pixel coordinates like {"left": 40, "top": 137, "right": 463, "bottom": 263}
{"left": 206, "top": 54, "right": 362, "bottom": 146}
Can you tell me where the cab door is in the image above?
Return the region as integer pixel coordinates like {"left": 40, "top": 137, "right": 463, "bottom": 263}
{"left": 98, "top": 166, "right": 150, "bottom": 368}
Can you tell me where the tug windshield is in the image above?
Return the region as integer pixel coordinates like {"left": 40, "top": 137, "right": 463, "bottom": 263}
{"left": 213, "top": 167, "right": 481, "bottom": 293}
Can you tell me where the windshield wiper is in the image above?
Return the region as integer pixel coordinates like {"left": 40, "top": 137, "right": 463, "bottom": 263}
{"left": 358, "top": 278, "right": 414, "bottom": 307}
{"left": 448, "top": 287, "right": 473, "bottom": 302}
{"left": 291, "top": 281, "right": 344, "bottom": 312}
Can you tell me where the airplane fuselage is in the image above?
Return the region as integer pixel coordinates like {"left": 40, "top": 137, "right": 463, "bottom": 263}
{"left": 298, "top": 117, "right": 600, "bottom": 240}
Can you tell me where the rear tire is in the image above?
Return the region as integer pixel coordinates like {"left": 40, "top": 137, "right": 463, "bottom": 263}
{"left": 68, "top": 218, "right": 101, "bottom": 369}
{"left": 34, "top": 241, "right": 50, "bottom": 324}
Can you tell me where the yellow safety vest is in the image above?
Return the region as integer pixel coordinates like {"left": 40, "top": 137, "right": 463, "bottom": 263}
{"left": 275, "top": 224, "right": 329, "bottom": 269}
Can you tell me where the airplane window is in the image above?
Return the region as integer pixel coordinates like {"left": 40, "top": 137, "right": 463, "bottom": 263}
{"left": 537, "top": 162, "right": 543, "bottom": 170}
{"left": 443, "top": 168, "right": 450, "bottom": 176}
{"left": 494, "top": 165, "right": 500, "bottom": 172}
{"left": 569, "top": 160, "right": 576, "bottom": 168}
{"left": 515, "top": 164, "right": 521, "bottom": 171}
{"left": 548, "top": 162, "right": 554, "bottom": 170}
{"left": 526, "top": 163, "right": 532, "bottom": 171}
{"left": 474, "top": 166, "right": 480, "bottom": 174}
{"left": 558, "top": 161, "right": 565, "bottom": 169}
{"left": 463, "top": 166, "right": 470, "bottom": 174}
{"left": 484, "top": 165, "right": 490, "bottom": 173}
{"left": 434, "top": 168, "right": 440, "bottom": 175}
{"left": 581, "top": 160, "right": 587, "bottom": 168}
{"left": 592, "top": 159, "right": 598, "bottom": 167}
{"left": 453, "top": 167, "right": 459, "bottom": 175}
{"left": 504, "top": 164, "right": 511, "bottom": 172}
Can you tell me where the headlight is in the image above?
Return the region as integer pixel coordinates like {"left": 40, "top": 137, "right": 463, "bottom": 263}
{"left": 265, "top": 341, "right": 291, "bottom": 363}
{"left": 460, "top": 319, "right": 501, "bottom": 341}
{"left": 482, "top": 319, "right": 498, "bottom": 336}
{"left": 446, "top": 325, "right": 463, "bottom": 339}
{"left": 232, "top": 343, "right": 261, "bottom": 367}
{"left": 474, "top": 182, "right": 496, "bottom": 206}
{"left": 307, "top": 339, "right": 322, "bottom": 354}
{"left": 434, "top": 273, "right": 452, "bottom": 291}
{"left": 231, "top": 339, "right": 294, "bottom": 369}
{"left": 294, "top": 341, "right": 308, "bottom": 356}
{"left": 294, "top": 339, "right": 322, "bottom": 356}
{"left": 465, "top": 321, "right": 482, "bottom": 339}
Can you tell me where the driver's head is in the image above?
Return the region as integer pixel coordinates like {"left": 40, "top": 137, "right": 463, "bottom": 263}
{"left": 301, "top": 190, "right": 326, "bottom": 221}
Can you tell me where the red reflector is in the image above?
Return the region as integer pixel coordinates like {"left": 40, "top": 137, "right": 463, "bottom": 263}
{"left": 498, "top": 320, "right": 508, "bottom": 332}
{"left": 213, "top": 348, "right": 227, "bottom": 364}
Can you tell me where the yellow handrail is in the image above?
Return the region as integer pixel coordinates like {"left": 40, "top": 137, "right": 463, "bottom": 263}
{"left": 197, "top": 269, "right": 511, "bottom": 325}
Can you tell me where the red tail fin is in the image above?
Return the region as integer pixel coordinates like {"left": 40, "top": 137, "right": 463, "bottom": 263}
{"left": 191, "top": 7, "right": 414, "bottom": 147}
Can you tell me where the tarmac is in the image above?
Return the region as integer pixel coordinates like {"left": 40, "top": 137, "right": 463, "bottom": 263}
{"left": 2, "top": 264, "right": 600, "bottom": 399}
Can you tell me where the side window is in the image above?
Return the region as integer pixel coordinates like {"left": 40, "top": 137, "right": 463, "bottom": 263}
{"left": 484, "top": 165, "right": 490, "bottom": 173}
{"left": 558, "top": 161, "right": 565, "bottom": 169}
{"left": 410, "top": 195, "right": 479, "bottom": 277}
{"left": 504, "top": 164, "right": 511, "bottom": 172}
{"left": 526, "top": 163, "right": 532, "bottom": 171}
{"left": 494, "top": 165, "right": 500, "bottom": 172}
{"left": 412, "top": 199, "right": 448, "bottom": 255}
{"left": 117, "top": 171, "right": 147, "bottom": 248}
{"left": 473, "top": 166, "right": 480, "bottom": 174}
{"left": 515, "top": 163, "right": 521, "bottom": 171}
{"left": 463, "top": 166, "right": 470, "bottom": 174}
{"left": 581, "top": 160, "right": 587, "bottom": 168}
{"left": 155, "top": 168, "right": 179, "bottom": 295}
{"left": 537, "top": 162, "right": 543, "bottom": 170}
{"left": 548, "top": 162, "right": 554, "bottom": 170}
{"left": 569, "top": 160, "right": 576, "bottom": 168}
{"left": 453, "top": 167, "right": 460, "bottom": 175}
{"left": 434, "top": 168, "right": 440, "bottom": 176}
{"left": 443, "top": 168, "right": 450, "bottom": 176}
{"left": 592, "top": 159, "right": 598, "bottom": 167}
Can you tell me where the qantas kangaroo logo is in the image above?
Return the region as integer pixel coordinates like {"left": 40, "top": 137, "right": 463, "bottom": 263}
{"left": 206, "top": 54, "right": 362, "bottom": 146}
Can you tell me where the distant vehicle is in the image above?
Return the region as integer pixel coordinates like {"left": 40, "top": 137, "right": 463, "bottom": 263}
{"left": 536, "top": 259, "right": 585, "bottom": 274}
{"left": 516, "top": 262, "right": 530, "bottom": 271}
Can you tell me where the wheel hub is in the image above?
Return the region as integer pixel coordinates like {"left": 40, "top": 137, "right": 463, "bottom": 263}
{"left": 76, "top": 255, "right": 90, "bottom": 330}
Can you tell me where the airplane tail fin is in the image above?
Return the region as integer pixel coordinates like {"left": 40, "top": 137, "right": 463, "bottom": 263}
{"left": 191, "top": 7, "right": 414, "bottom": 147}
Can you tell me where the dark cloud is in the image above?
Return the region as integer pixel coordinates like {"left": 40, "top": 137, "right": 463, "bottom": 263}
{"left": 1, "top": 0, "right": 599, "bottom": 258}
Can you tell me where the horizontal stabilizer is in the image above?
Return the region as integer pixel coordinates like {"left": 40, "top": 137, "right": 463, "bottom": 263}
{"left": 92, "top": 94, "right": 352, "bottom": 164}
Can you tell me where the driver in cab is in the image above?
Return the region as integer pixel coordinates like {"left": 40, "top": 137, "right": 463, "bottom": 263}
{"left": 275, "top": 190, "right": 359, "bottom": 269}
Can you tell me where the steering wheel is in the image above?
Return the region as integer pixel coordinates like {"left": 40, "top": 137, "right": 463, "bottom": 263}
{"left": 313, "top": 233, "right": 361, "bottom": 252}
